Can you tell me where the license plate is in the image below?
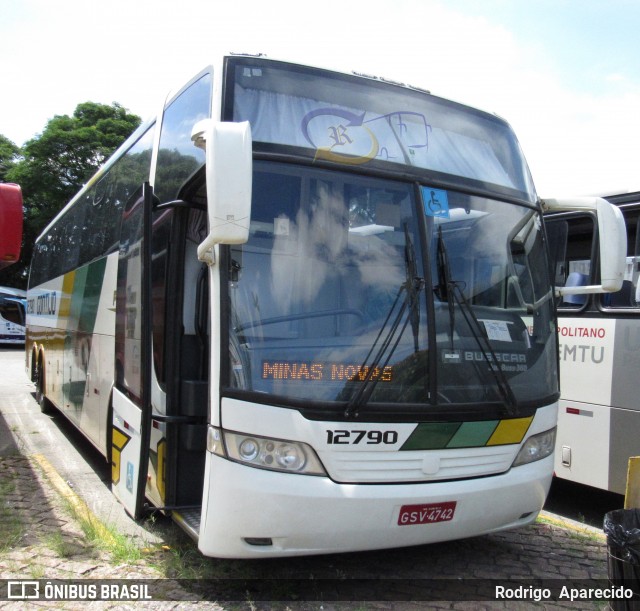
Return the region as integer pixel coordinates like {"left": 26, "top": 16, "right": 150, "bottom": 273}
{"left": 398, "top": 501, "right": 456, "bottom": 526}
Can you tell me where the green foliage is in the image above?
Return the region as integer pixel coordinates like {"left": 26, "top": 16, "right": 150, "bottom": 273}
{"left": 0, "top": 134, "right": 20, "bottom": 182}
{"left": 0, "top": 102, "right": 141, "bottom": 288}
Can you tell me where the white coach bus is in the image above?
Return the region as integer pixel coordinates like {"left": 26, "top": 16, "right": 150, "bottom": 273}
{"left": 25, "top": 54, "right": 626, "bottom": 557}
{"left": 546, "top": 191, "right": 640, "bottom": 495}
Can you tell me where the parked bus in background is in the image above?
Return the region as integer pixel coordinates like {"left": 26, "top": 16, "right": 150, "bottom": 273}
{"left": 25, "top": 54, "right": 626, "bottom": 558}
{"left": 0, "top": 184, "right": 25, "bottom": 344}
{"left": 0, "top": 183, "right": 23, "bottom": 270}
{"left": 0, "top": 287, "right": 26, "bottom": 345}
{"left": 546, "top": 191, "right": 640, "bottom": 495}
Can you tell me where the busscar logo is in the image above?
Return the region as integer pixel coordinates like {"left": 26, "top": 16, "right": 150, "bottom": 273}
{"left": 8, "top": 581, "right": 39, "bottom": 599}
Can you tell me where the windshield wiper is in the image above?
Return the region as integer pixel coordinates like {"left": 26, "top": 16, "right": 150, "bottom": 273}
{"left": 435, "top": 227, "right": 456, "bottom": 351}
{"left": 344, "top": 224, "right": 424, "bottom": 419}
{"left": 435, "top": 227, "right": 518, "bottom": 416}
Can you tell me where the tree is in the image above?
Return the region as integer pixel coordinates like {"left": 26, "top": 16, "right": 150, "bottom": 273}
{"left": 0, "top": 102, "right": 141, "bottom": 288}
{"left": 0, "top": 134, "right": 20, "bottom": 182}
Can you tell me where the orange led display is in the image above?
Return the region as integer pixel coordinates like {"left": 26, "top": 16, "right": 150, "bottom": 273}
{"left": 262, "top": 360, "right": 393, "bottom": 382}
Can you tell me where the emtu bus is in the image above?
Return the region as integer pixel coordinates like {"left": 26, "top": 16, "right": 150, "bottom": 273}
{"left": 25, "top": 54, "right": 626, "bottom": 558}
{"left": 546, "top": 191, "right": 640, "bottom": 495}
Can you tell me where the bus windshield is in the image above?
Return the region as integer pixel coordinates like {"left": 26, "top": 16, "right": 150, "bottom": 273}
{"left": 230, "top": 58, "right": 536, "bottom": 202}
{"left": 227, "top": 162, "right": 557, "bottom": 412}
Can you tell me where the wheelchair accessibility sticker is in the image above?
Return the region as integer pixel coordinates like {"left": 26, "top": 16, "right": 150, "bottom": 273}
{"left": 422, "top": 187, "right": 450, "bottom": 219}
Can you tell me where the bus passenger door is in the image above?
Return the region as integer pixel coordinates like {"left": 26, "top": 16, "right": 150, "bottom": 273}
{"left": 112, "top": 183, "right": 153, "bottom": 519}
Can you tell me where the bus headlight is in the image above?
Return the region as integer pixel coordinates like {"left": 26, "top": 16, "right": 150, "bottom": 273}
{"left": 207, "top": 426, "right": 327, "bottom": 476}
{"left": 512, "top": 427, "right": 556, "bottom": 467}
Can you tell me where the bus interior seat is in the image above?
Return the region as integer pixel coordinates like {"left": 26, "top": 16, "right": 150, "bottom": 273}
{"left": 562, "top": 272, "right": 588, "bottom": 306}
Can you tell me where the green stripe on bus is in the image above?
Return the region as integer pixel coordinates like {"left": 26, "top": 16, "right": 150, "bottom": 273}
{"left": 78, "top": 258, "right": 107, "bottom": 334}
{"left": 69, "top": 264, "right": 88, "bottom": 330}
{"left": 400, "top": 417, "right": 531, "bottom": 450}
{"left": 400, "top": 422, "right": 461, "bottom": 450}
{"left": 57, "top": 258, "right": 107, "bottom": 333}
{"left": 447, "top": 420, "right": 499, "bottom": 448}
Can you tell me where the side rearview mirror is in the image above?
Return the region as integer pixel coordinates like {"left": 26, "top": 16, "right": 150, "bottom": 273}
{"left": 191, "top": 119, "right": 252, "bottom": 264}
{"left": 543, "top": 197, "right": 626, "bottom": 296}
{"left": 0, "top": 183, "right": 23, "bottom": 269}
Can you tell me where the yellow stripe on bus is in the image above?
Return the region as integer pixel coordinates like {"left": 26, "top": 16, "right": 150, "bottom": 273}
{"left": 58, "top": 270, "right": 76, "bottom": 321}
{"left": 486, "top": 416, "right": 533, "bottom": 446}
{"left": 111, "top": 427, "right": 131, "bottom": 485}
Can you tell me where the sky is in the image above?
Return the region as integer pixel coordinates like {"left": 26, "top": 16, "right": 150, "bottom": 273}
{"left": 1, "top": 0, "right": 639, "bottom": 197}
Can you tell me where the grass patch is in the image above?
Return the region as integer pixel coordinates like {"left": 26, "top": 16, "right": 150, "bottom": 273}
{"left": 161, "top": 543, "right": 212, "bottom": 579}
{"left": 31, "top": 453, "right": 144, "bottom": 566}
{"left": 62, "top": 498, "right": 143, "bottom": 564}
{"left": 44, "top": 531, "right": 78, "bottom": 558}
{"left": 0, "top": 477, "right": 25, "bottom": 552}
{"left": 28, "top": 564, "right": 46, "bottom": 580}
{"left": 536, "top": 514, "right": 605, "bottom": 542}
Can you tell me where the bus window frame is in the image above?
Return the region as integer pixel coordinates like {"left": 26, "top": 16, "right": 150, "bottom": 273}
{"left": 546, "top": 210, "right": 599, "bottom": 312}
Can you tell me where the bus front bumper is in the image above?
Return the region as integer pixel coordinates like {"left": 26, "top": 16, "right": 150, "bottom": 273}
{"left": 197, "top": 453, "right": 552, "bottom": 558}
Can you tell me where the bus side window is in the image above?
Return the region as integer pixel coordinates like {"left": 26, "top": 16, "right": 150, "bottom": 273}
{"left": 154, "top": 73, "right": 212, "bottom": 205}
{"left": 546, "top": 215, "right": 594, "bottom": 309}
{"left": 604, "top": 278, "right": 635, "bottom": 307}
{"left": 544, "top": 219, "right": 568, "bottom": 288}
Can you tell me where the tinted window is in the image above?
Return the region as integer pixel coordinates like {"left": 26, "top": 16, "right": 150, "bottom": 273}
{"left": 154, "top": 73, "right": 212, "bottom": 204}
{"left": 29, "top": 124, "right": 155, "bottom": 286}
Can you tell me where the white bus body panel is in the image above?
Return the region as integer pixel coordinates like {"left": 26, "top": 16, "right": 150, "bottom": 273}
{"left": 555, "top": 316, "right": 640, "bottom": 494}
{"left": 197, "top": 399, "right": 556, "bottom": 558}
{"left": 199, "top": 452, "right": 552, "bottom": 559}
{"left": 555, "top": 318, "right": 615, "bottom": 491}
{"left": 111, "top": 387, "right": 143, "bottom": 517}
{"left": 556, "top": 399, "right": 611, "bottom": 491}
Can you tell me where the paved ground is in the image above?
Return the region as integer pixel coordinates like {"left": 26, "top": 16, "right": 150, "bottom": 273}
{"left": 0, "top": 453, "right": 212, "bottom": 610}
{"left": 0, "top": 347, "right": 632, "bottom": 610}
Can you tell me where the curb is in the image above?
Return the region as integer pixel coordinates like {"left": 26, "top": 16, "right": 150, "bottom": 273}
{"left": 30, "top": 452, "right": 120, "bottom": 547}
{"left": 539, "top": 509, "right": 606, "bottom": 541}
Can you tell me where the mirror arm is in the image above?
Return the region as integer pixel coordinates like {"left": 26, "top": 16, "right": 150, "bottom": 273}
{"left": 197, "top": 234, "right": 216, "bottom": 266}
{"left": 155, "top": 199, "right": 206, "bottom": 212}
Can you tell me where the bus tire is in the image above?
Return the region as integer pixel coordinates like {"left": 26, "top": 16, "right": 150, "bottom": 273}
{"left": 35, "top": 359, "right": 53, "bottom": 415}
{"left": 30, "top": 348, "right": 37, "bottom": 382}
